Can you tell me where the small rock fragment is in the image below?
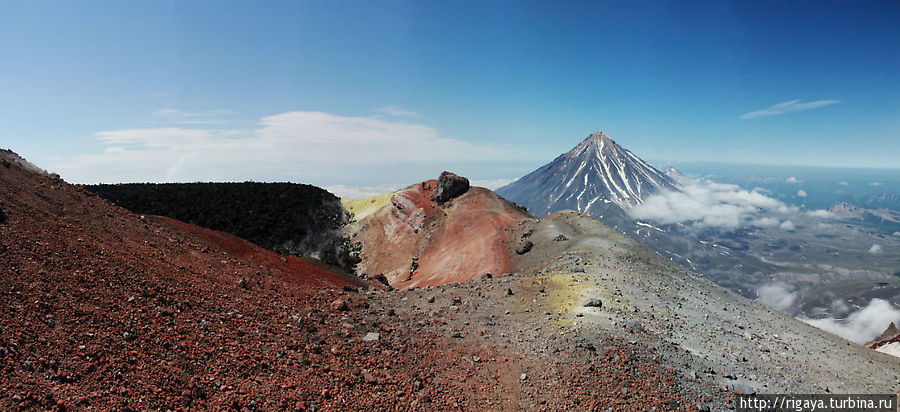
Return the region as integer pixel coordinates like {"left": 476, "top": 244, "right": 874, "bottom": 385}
{"left": 330, "top": 299, "right": 349, "bottom": 311}
{"left": 626, "top": 320, "right": 645, "bottom": 332}
{"left": 583, "top": 298, "right": 603, "bottom": 308}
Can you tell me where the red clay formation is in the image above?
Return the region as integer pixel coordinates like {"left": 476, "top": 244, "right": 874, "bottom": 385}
{"left": 353, "top": 179, "right": 535, "bottom": 289}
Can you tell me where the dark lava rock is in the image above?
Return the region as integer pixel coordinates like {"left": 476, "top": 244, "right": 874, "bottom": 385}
{"left": 516, "top": 240, "right": 534, "bottom": 255}
{"left": 583, "top": 298, "right": 603, "bottom": 308}
{"left": 81, "top": 181, "right": 357, "bottom": 271}
{"left": 0, "top": 203, "right": 6, "bottom": 224}
{"left": 433, "top": 171, "right": 470, "bottom": 204}
{"left": 552, "top": 234, "right": 568, "bottom": 242}
{"left": 370, "top": 273, "right": 390, "bottom": 287}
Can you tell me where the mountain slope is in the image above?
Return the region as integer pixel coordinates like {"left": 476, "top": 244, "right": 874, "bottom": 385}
{"left": 0, "top": 151, "right": 508, "bottom": 410}
{"left": 349, "top": 173, "right": 535, "bottom": 289}
{"left": 84, "top": 182, "right": 356, "bottom": 270}
{"left": 497, "top": 131, "right": 677, "bottom": 220}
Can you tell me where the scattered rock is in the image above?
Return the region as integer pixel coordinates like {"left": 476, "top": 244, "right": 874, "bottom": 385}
{"left": 728, "top": 382, "right": 756, "bottom": 395}
{"left": 516, "top": 240, "right": 534, "bottom": 255}
{"left": 370, "top": 273, "right": 391, "bottom": 287}
{"left": 330, "top": 299, "right": 349, "bottom": 311}
{"left": 626, "top": 320, "right": 645, "bottom": 333}
{"left": 552, "top": 234, "right": 568, "bottom": 242}
{"left": 583, "top": 298, "right": 603, "bottom": 308}
{"left": 362, "top": 370, "right": 378, "bottom": 384}
{"left": 505, "top": 288, "right": 514, "bottom": 296}
{"left": 362, "top": 332, "right": 380, "bottom": 342}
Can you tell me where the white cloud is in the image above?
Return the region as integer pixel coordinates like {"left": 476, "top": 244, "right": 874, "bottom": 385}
{"left": 838, "top": 181, "right": 850, "bottom": 186}
{"left": 375, "top": 106, "right": 422, "bottom": 118}
{"left": 148, "top": 108, "right": 239, "bottom": 125}
{"left": 894, "top": 232, "right": 900, "bottom": 237}
{"left": 786, "top": 176, "right": 800, "bottom": 184}
{"left": 751, "top": 217, "right": 781, "bottom": 228}
{"left": 628, "top": 176, "right": 791, "bottom": 230}
{"left": 807, "top": 209, "right": 834, "bottom": 219}
{"left": 801, "top": 299, "right": 900, "bottom": 344}
{"left": 870, "top": 181, "right": 883, "bottom": 187}
{"left": 46, "top": 109, "right": 523, "bottom": 188}
{"left": 470, "top": 177, "right": 518, "bottom": 190}
{"left": 780, "top": 220, "right": 795, "bottom": 230}
{"left": 869, "top": 244, "right": 883, "bottom": 255}
{"left": 741, "top": 99, "right": 841, "bottom": 119}
{"left": 757, "top": 282, "right": 797, "bottom": 311}
{"left": 797, "top": 189, "right": 807, "bottom": 197}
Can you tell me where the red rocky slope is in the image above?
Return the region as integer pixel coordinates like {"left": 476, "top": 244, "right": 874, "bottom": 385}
{"left": 351, "top": 173, "right": 535, "bottom": 289}
{"left": 0, "top": 152, "right": 707, "bottom": 410}
{"left": 0, "top": 151, "right": 497, "bottom": 410}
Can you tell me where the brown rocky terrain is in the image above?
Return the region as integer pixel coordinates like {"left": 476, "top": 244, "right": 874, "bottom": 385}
{"left": 6, "top": 149, "right": 896, "bottom": 411}
{"left": 1, "top": 151, "right": 710, "bottom": 410}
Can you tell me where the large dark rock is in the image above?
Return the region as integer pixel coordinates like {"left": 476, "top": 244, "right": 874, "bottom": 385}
{"left": 433, "top": 171, "right": 470, "bottom": 204}
{"left": 516, "top": 240, "right": 533, "bottom": 255}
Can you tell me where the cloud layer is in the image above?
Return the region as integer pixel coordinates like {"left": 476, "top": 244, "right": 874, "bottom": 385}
{"left": 741, "top": 99, "right": 841, "bottom": 120}
{"left": 801, "top": 299, "right": 900, "bottom": 344}
{"left": 48, "top": 109, "right": 526, "bottom": 196}
{"left": 757, "top": 282, "right": 797, "bottom": 311}
{"left": 628, "top": 176, "right": 801, "bottom": 230}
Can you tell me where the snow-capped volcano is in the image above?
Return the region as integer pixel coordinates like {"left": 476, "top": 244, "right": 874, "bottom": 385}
{"left": 497, "top": 131, "right": 678, "bottom": 217}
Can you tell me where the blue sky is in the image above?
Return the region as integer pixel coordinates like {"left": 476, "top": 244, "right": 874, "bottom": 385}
{"left": 1, "top": 1, "right": 898, "bottom": 196}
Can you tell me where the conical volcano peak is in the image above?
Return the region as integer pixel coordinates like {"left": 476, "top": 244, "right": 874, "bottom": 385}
{"left": 571, "top": 130, "right": 624, "bottom": 156}
{"left": 580, "top": 131, "right": 615, "bottom": 147}
{"left": 497, "top": 129, "right": 679, "bottom": 213}
{"left": 588, "top": 131, "right": 611, "bottom": 141}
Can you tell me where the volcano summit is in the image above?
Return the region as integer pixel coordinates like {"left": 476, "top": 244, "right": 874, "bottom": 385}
{"left": 498, "top": 131, "right": 678, "bottom": 219}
